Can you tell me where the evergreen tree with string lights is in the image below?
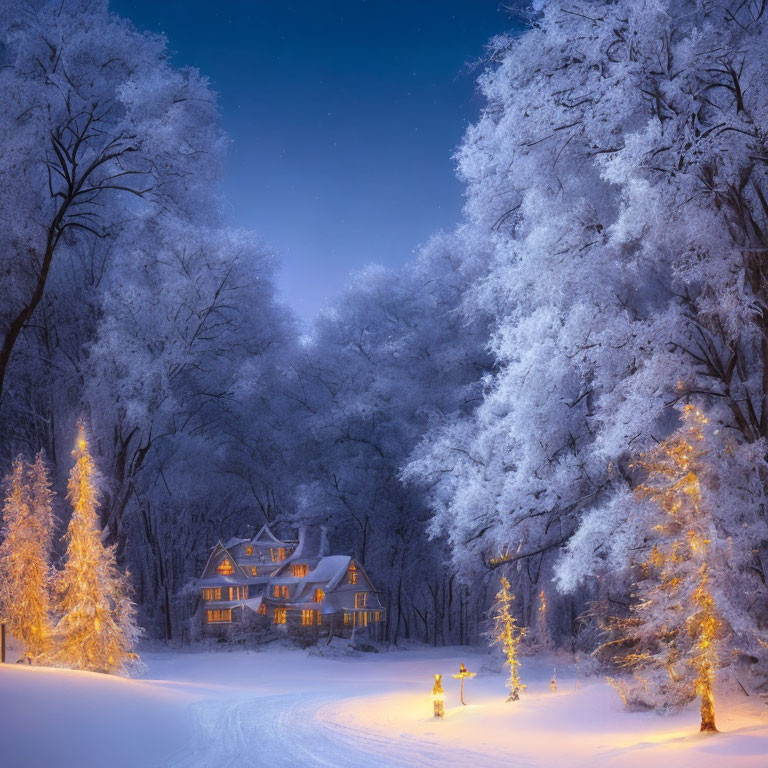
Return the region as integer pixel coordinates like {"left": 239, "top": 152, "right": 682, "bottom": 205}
{"left": 491, "top": 575, "right": 526, "bottom": 701}
{"left": 0, "top": 454, "right": 56, "bottom": 662}
{"left": 53, "top": 423, "right": 141, "bottom": 674}
{"left": 599, "top": 405, "right": 723, "bottom": 731}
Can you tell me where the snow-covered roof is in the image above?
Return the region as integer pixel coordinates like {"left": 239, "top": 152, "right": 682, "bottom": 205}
{"left": 198, "top": 528, "right": 382, "bottom": 611}
{"left": 198, "top": 575, "right": 253, "bottom": 587}
{"left": 242, "top": 596, "right": 263, "bottom": 614}
{"left": 251, "top": 524, "right": 291, "bottom": 546}
{"left": 271, "top": 555, "right": 349, "bottom": 588}
{"left": 308, "top": 556, "right": 351, "bottom": 590}
{"left": 224, "top": 537, "right": 250, "bottom": 549}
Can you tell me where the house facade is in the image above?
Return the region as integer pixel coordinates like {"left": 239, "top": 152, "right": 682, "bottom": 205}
{"left": 197, "top": 524, "right": 384, "bottom": 640}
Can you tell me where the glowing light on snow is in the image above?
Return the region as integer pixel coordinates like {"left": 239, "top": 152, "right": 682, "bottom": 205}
{"left": 432, "top": 673, "right": 445, "bottom": 718}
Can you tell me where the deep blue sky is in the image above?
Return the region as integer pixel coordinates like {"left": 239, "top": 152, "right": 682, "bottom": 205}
{"left": 111, "top": 1, "right": 515, "bottom": 321}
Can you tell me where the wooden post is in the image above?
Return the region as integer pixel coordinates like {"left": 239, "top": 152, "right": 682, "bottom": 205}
{"left": 1, "top": 622, "right": 5, "bottom": 663}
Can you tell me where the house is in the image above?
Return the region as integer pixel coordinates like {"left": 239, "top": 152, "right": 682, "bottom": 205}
{"left": 197, "top": 524, "right": 384, "bottom": 640}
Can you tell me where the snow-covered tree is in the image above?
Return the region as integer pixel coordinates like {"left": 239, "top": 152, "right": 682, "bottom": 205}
{"left": 0, "top": 0, "right": 224, "bottom": 406}
{"left": 286, "top": 232, "right": 493, "bottom": 644}
{"left": 0, "top": 456, "right": 55, "bottom": 661}
{"left": 0, "top": 0, "right": 297, "bottom": 643}
{"left": 491, "top": 575, "right": 526, "bottom": 701}
{"left": 54, "top": 424, "right": 140, "bottom": 674}
{"left": 406, "top": 0, "right": 768, "bottom": 663}
{"left": 596, "top": 405, "right": 748, "bottom": 730}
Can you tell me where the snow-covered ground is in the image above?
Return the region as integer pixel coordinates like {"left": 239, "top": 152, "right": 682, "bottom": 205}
{"left": 1, "top": 644, "right": 767, "bottom": 767}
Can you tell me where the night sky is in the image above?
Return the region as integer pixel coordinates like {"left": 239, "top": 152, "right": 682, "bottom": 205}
{"left": 110, "top": 1, "right": 516, "bottom": 322}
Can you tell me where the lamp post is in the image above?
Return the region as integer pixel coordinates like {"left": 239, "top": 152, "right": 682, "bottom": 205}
{"left": 432, "top": 673, "right": 445, "bottom": 718}
{"left": 452, "top": 663, "right": 476, "bottom": 705}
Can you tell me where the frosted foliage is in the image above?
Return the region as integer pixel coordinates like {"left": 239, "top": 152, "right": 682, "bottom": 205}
{"left": 406, "top": 0, "right": 768, "bottom": 662}
{"left": 0, "top": 0, "right": 225, "bottom": 401}
{"left": 0, "top": 0, "right": 296, "bottom": 644}
{"left": 284, "top": 230, "right": 493, "bottom": 644}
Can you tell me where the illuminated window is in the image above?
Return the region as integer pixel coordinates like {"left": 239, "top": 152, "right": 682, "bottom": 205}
{"left": 273, "top": 608, "right": 286, "bottom": 624}
{"left": 292, "top": 563, "right": 309, "bottom": 577}
{"left": 343, "top": 612, "right": 353, "bottom": 626}
{"left": 257, "top": 603, "right": 267, "bottom": 615}
{"left": 270, "top": 547, "right": 286, "bottom": 562}
{"left": 273, "top": 585, "right": 289, "bottom": 599}
{"left": 314, "top": 588, "right": 325, "bottom": 603}
{"left": 217, "top": 559, "right": 234, "bottom": 575}
{"left": 358, "top": 611, "right": 369, "bottom": 627}
{"left": 374, "top": 611, "right": 382, "bottom": 622}
{"left": 245, "top": 545, "right": 254, "bottom": 555}
{"left": 347, "top": 563, "right": 358, "bottom": 585}
{"left": 206, "top": 609, "right": 231, "bottom": 623}
{"left": 301, "top": 609, "right": 315, "bottom": 626}
{"left": 202, "top": 588, "right": 221, "bottom": 601}
{"left": 251, "top": 567, "right": 259, "bottom": 576}
{"left": 228, "top": 586, "right": 248, "bottom": 601}
{"left": 354, "top": 592, "right": 367, "bottom": 609}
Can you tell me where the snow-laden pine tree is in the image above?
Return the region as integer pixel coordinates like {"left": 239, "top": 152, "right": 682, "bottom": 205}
{"left": 491, "top": 575, "right": 526, "bottom": 701}
{"left": 597, "top": 406, "right": 726, "bottom": 730}
{"left": 54, "top": 424, "right": 141, "bottom": 674}
{"left": 0, "top": 455, "right": 55, "bottom": 661}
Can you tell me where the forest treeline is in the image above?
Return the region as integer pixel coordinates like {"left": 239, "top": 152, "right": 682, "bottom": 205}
{"left": 1, "top": 0, "right": 767, "bottom": 683}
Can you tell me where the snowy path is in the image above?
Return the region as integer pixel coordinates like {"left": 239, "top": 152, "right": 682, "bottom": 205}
{"left": 148, "top": 647, "right": 768, "bottom": 768}
{"left": 161, "top": 691, "right": 520, "bottom": 768}
{"left": 157, "top": 647, "right": 522, "bottom": 768}
{"left": 3, "top": 646, "right": 767, "bottom": 768}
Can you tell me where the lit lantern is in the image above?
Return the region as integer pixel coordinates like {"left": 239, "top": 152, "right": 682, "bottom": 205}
{"left": 550, "top": 667, "right": 557, "bottom": 692}
{"left": 432, "top": 673, "right": 445, "bottom": 718}
{"left": 452, "top": 663, "right": 476, "bottom": 705}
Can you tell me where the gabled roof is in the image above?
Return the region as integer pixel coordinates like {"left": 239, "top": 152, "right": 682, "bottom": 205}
{"left": 198, "top": 541, "right": 250, "bottom": 583}
{"left": 251, "top": 524, "right": 287, "bottom": 546}
{"left": 309, "top": 555, "right": 351, "bottom": 590}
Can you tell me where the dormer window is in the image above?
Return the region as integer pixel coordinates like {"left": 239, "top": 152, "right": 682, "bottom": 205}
{"left": 314, "top": 588, "right": 325, "bottom": 603}
{"left": 217, "top": 559, "right": 234, "bottom": 575}
{"left": 347, "top": 562, "right": 358, "bottom": 585}
{"left": 245, "top": 545, "right": 254, "bottom": 555}
{"left": 270, "top": 547, "right": 286, "bottom": 562}
{"left": 273, "top": 585, "right": 289, "bottom": 599}
{"left": 292, "top": 563, "right": 309, "bottom": 578}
